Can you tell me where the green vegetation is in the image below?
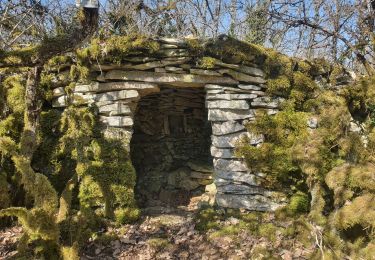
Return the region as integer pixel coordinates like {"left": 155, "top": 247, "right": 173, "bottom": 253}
{"left": 147, "top": 237, "right": 171, "bottom": 251}
{"left": 114, "top": 207, "right": 141, "bottom": 224}
{"left": 232, "top": 37, "right": 375, "bottom": 257}
{"left": 287, "top": 192, "right": 310, "bottom": 214}
{"left": 0, "top": 46, "right": 39, "bottom": 66}
{"left": 205, "top": 36, "right": 264, "bottom": 64}
{"left": 1, "top": 34, "right": 374, "bottom": 259}
{"left": 199, "top": 56, "right": 217, "bottom": 69}
{"left": 195, "top": 207, "right": 312, "bottom": 247}
{"left": 236, "top": 106, "right": 308, "bottom": 189}
{"left": 0, "top": 69, "right": 138, "bottom": 258}
{"left": 76, "top": 34, "right": 160, "bottom": 65}
{"left": 0, "top": 172, "right": 11, "bottom": 210}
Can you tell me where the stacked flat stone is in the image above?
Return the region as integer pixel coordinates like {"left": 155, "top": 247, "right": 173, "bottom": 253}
{"left": 167, "top": 162, "right": 214, "bottom": 192}
{"left": 206, "top": 83, "right": 284, "bottom": 211}
{"left": 50, "top": 37, "right": 286, "bottom": 211}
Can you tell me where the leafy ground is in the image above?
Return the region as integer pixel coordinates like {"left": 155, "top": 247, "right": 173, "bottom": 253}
{"left": 0, "top": 226, "right": 22, "bottom": 259}
{"left": 1, "top": 197, "right": 314, "bottom": 260}
{"left": 83, "top": 206, "right": 314, "bottom": 260}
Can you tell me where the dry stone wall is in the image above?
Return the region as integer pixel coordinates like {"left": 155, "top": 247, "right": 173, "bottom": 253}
{"left": 206, "top": 84, "right": 284, "bottom": 211}
{"left": 51, "top": 37, "right": 286, "bottom": 211}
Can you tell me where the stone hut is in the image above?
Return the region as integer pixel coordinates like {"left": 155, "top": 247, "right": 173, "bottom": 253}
{"left": 51, "top": 36, "right": 286, "bottom": 211}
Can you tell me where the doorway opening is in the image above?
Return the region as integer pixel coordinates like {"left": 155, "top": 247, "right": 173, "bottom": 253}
{"left": 130, "top": 87, "right": 213, "bottom": 209}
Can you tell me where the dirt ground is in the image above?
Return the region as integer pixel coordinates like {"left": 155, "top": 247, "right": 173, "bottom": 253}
{"left": 0, "top": 199, "right": 313, "bottom": 260}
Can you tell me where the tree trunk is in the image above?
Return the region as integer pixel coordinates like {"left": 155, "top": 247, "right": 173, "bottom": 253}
{"left": 20, "top": 66, "right": 42, "bottom": 158}
{"left": 229, "top": 0, "right": 237, "bottom": 36}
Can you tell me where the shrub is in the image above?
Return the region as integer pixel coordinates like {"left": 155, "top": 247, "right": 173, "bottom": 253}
{"left": 288, "top": 192, "right": 310, "bottom": 214}
{"left": 147, "top": 237, "right": 170, "bottom": 250}
{"left": 199, "top": 56, "right": 217, "bottom": 69}
{"left": 114, "top": 207, "right": 140, "bottom": 224}
{"left": 266, "top": 75, "right": 291, "bottom": 96}
{"left": 258, "top": 223, "right": 279, "bottom": 242}
{"left": 195, "top": 207, "right": 221, "bottom": 232}
{"left": 3, "top": 75, "right": 25, "bottom": 114}
{"left": 236, "top": 108, "right": 307, "bottom": 188}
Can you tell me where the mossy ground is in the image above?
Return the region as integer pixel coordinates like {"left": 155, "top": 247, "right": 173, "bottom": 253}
{"left": 195, "top": 206, "right": 315, "bottom": 258}
{"left": 147, "top": 237, "right": 171, "bottom": 251}
{"left": 194, "top": 205, "right": 375, "bottom": 258}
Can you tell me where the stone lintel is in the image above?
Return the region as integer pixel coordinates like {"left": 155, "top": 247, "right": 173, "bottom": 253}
{"left": 206, "top": 93, "right": 258, "bottom": 100}
{"left": 206, "top": 100, "right": 249, "bottom": 110}
{"left": 104, "top": 70, "right": 239, "bottom": 87}
{"left": 75, "top": 81, "right": 159, "bottom": 93}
